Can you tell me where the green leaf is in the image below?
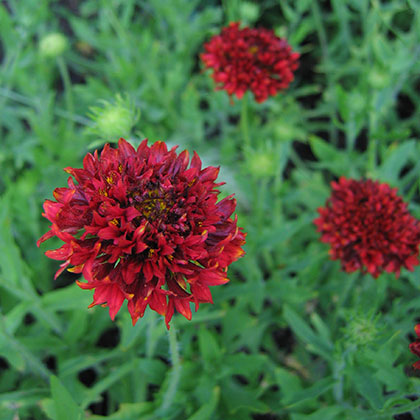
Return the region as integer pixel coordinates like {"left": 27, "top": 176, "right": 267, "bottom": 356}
{"left": 283, "top": 377, "right": 335, "bottom": 408}
{"left": 309, "top": 135, "right": 338, "bottom": 163}
{"left": 221, "top": 354, "right": 268, "bottom": 381}
{"left": 41, "top": 283, "right": 90, "bottom": 312}
{"left": 292, "top": 406, "right": 345, "bottom": 420}
{"left": 198, "top": 326, "right": 222, "bottom": 370}
{"left": 60, "top": 351, "right": 120, "bottom": 378}
{"left": 275, "top": 367, "right": 302, "bottom": 402}
{"left": 40, "top": 398, "right": 56, "bottom": 420}
{"left": 221, "top": 378, "right": 268, "bottom": 414}
{"left": 283, "top": 305, "right": 333, "bottom": 360}
{"left": 81, "top": 361, "right": 136, "bottom": 408}
{"left": 352, "top": 369, "right": 384, "bottom": 410}
{"left": 138, "top": 358, "right": 167, "bottom": 384}
{"left": 256, "top": 215, "right": 313, "bottom": 249}
{"left": 89, "top": 402, "right": 154, "bottom": 420}
{"left": 50, "top": 375, "right": 84, "bottom": 420}
{"left": 377, "top": 140, "right": 416, "bottom": 184}
{"left": 186, "top": 386, "right": 220, "bottom": 420}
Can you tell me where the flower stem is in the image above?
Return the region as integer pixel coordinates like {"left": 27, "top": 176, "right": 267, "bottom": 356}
{"left": 158, "top": 323, "right": 181, "bottom": 414}
{"left": 311, "top": 0, "right": 338, "bottom": 146}
{"left": 367, "top": 113, "right": 378, "bottom": 175}
{"left": 240, "top": 94, "right": 251, "bottom": 150}
{"left": 57, "top": 56, "right": 74, "bottom": 129}
{"left": 367, "top": 137, "right": 377, "bottom": 174}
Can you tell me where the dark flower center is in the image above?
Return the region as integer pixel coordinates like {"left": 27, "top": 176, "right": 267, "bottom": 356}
{"left": 136, "top": 191, "right": 169, "bottom": 220}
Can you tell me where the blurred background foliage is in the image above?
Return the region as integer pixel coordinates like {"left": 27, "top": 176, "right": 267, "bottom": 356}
{"left": 1, "top": 0, "right": 420, "bottom": 419}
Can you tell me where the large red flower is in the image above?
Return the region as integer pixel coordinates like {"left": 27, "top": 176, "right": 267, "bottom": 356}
{"left": 201, "top": 22, "right": 299, "bottom": 103}
{"left": 409, "top": 324, "right": 420, "bottom": 369}
{"left": 38, "top": 138, "right": 246, "bottom": 328}
{"left": 313, "top": 177, "right": 420, "bottom": 278}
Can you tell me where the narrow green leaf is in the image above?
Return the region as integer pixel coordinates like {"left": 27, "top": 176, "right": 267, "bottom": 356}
{"left": 222, "top": 378, "right": 268, "bottom": 414}
{"left": 352, "top": 369, "right": 384, "bottom": 410}
{"left": 81, "top": 361, "right": 136, "bottom": 408}
{"left": 284, "top": 377, "right": 335, "bottom": 408}
{"left": 186, "top": 386, "right": 220, "bottom": 420}
{"left": 198, "top": 326, "right": 221, "bottom": 368}
{"left": 50, "top": 375, "right": 84, "bottom": 420}
{"left": 89, "top": 402, "right": 154, "bottom": 419}
{"left": 283, "top": 305, "right": 333, "bottom": 360}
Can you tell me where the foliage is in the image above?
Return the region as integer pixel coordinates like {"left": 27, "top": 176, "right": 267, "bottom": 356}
{"left": 1, "top": 0, "right": 420, "bottom": 419}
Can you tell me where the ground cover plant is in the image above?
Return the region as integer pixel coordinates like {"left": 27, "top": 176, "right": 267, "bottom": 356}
{"left": 1, "top": 1, "right": 420, "bottom": 419}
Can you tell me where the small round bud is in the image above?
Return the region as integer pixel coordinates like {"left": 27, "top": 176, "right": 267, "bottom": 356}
{"left": 87, "top": 95, "right": 139, "bottom": 141}
{"left": 274, "top": 123, "right": 295, "bottom": 142}
{"left": 39, "top": 33, "right": 68, "bottom": 58}
{"left": 346, "top": 314, "right": 380, "bottom": 346}
{"left": 368, "top": 68, "right": 390, "bottom": 90}
{"left": 248, "top": 152, "right": 276, "bottom": 178}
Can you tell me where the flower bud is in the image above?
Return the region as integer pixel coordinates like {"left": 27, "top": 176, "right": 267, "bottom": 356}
{"left": 39, "top": 33, "right": 68, "bottom": 58}
{"left": 87, "top": 95, "right": 139, "bottom": 141}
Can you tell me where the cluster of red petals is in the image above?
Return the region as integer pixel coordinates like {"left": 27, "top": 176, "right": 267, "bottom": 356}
{"left": 409, "top": 324, "right": 420, "bottom": 369}
{"left": 201, "top": 22, "right": 300, "bottom": 103}
{"left": 38, "top": 138, "right": 246, "bottom": 328}
{"left": 314, "top": 177, "right": 420, "bottom": 278}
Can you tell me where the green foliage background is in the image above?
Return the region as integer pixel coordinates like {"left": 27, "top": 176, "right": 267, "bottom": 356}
{"left": 1, "top": 0, "right": 420, "bottom": 419}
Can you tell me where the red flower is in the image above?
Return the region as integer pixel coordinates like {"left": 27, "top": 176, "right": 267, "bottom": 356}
{"left": 201, "top": 22, "right": 299, "bottom": 103}
{"left": 409, "top": 324, "right": 420, "bottom": 369}
{"left": 38, "top": 138, "right": 246, "bottom": 328}
{"left": 313, "top": 177, "right": 420, "bottom": 278}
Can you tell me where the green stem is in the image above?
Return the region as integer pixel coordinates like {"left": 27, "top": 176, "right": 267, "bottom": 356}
{"left": 367, "top": 137, "right": 377, "bottom": 174}
{"left": 311, "top": 0, "right": 337, "bottom": 146}
{"left": 367, "top": 113, "right": 378, "bottom": 174}
{"left": 256, "top": 178, "right": 268, "bottom": 229}
{"left": 134, "top": 312, "right": 157, "bottom": 402}
{"left": 57, "top": 57, "right": 74, "bottom": 129}
{"left": 240, "top": 94, "right": 251, "bottom": 150}
{"left": 159, "top": 323, "right": 181, "bottom": 414}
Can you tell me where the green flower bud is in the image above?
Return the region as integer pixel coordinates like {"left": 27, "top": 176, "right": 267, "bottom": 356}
{"left": 39, "top": 33, "right": 68, "bottom": 58}
{"left": 275, "top": 123, "right": 296, "bottom": 142}
{"left": 87, "top": 95, "right": 140, "bottom": 141}
{"left": 249, "top": 152, "right": 276, "bottom": 178}
{"left": 245, "top": 141, "right": 280, "bottom": 179}
{"left": 346, "top": 313, "right": 380, "bottom": 347}
{"left": 368, "top": 68, "right": 390, "bottom": 90}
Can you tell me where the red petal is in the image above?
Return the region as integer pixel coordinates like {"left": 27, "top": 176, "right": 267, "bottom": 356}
{"left": 198, "top": 269, "right": 229, "bottom": 286}
{"left": 37, "top": 229, "right": 55, "bottom": 247}
{"left": 118, "top": 138, "right": 136, "bottom": 159}
{"left": 149, "top": 291, "right": 167, "bottom": 316}
{"left": 174, "top": 298, "right": 192, "bottom": 320}
{"left": 45, "top": 244, "right": 72, "bottom": 261}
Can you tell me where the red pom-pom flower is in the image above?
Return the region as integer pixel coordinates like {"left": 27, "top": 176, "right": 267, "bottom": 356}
{"left": 38, "top": 138, "right": 246, "bottom": 328}
{"left": 201, "top": 22, "right": 299, "bottom": 103}
{"left": 409, "top": 324, "right": 420, "bottom": 370}
{"left": 313, "top": 177, "right": 420, "bottom": 278}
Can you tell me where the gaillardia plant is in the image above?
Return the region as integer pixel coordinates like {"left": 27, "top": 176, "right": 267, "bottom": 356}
{"left": 201, "top": 22, "right": 300, "bottom": 103}
{"left": 38, "top": 139, "right": 246, "bottom": 328}
{"left": 314, "top": 177, "right": 420, "bottom": 278}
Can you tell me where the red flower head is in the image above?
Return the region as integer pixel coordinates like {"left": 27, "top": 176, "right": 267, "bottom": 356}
{"left": 313, "top": 177, "right": 420, "bottom": 278}
{"left": 38, "top": 138, "right": 246, "bottom": 328}
{"left": 409, "top": 324, "right": 420, "bottom": 369}
{"left": 201, "top": 22, "right": 300, "bottom": 103}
